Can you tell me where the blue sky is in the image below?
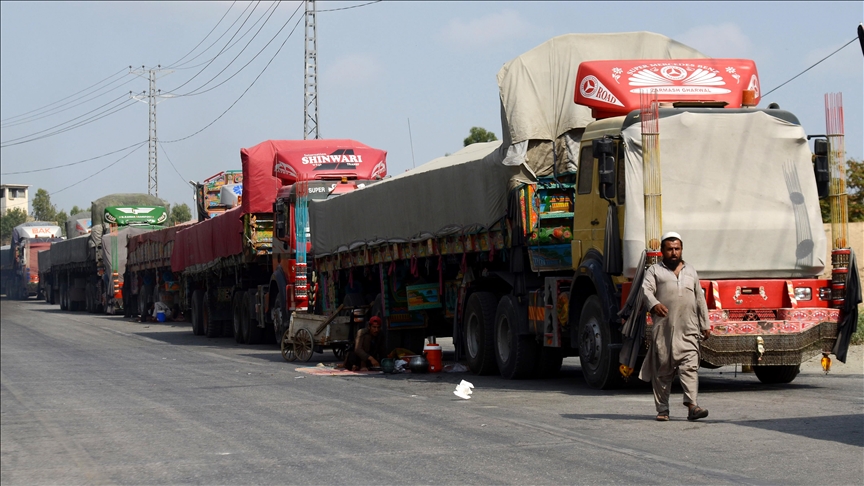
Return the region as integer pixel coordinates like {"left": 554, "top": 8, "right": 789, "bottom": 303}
{"left": 1, "top": 1, "right": 861, "bottom": 214}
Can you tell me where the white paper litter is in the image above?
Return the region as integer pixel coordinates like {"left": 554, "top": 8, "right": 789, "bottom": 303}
{"left": 454, "top": 380, "right": 475, "bottom": 400}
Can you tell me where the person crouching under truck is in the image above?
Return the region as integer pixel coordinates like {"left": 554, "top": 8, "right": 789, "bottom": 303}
{"left": 640, "top": 232, "right": 711, "bottom": 422}
{"left": 339, "top": 316, "right": 387, "bottom": 371}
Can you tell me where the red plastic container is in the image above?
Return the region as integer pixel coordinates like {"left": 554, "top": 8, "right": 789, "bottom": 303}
{"left": 424, "top": 343, "right": 442, "bottom": 373}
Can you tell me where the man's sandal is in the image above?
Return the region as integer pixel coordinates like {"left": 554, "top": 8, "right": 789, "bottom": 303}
{"left": 687, "top": 406, "right": 709, "bottom": 421}
{"left": 656, "top": 411, "right": 669, "bottom": 421}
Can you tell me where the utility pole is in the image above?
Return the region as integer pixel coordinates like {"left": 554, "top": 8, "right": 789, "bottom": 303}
{"left": 304, "top": 0, "right": 319, "bottom": 140}
{"left": 131, "top": 65, "right": 172, "bottom": 197}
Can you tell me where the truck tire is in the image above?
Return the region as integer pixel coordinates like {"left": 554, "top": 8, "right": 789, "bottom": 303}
{"left": 533, "top": 346, "right": 564, "bottom": 378}
{"left": 191, "top": 290, "right": 204, "bottom": 336}
{"left": 272, "top": 294, "right": 287, "bottom": 344}
{"left": 464, "top": 292, "right": 498, "bottom": 375}
{"left": 243, "top": 291, "right": 263, "bottom": 344}
{"left": 494, "top": 295, "right": 537, "bottom": 379}
{"left": 578, "top": 295, "right": 624, "bottom": 389}
{"left": 754, "top": 365, "right": 800, "bottom": 384}
{"left": 203, "top": 292, "right": 221, "bottom": 338}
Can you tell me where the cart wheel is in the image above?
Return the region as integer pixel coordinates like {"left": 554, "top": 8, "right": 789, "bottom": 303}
{"left": 281, "top": 327, "right": 296, "bottom": 362}
{"left": 294, "top": 328, "right": 314, "bottom": 362}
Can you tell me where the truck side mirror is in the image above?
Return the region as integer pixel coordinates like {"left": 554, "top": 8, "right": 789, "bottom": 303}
{"left": 274, "top": 202, "right": 286, "bottom": 239}
{"left": 813, "top": 139, "right": 829, "bottom": 199}
{"left": 593, "top": 138, "right": 615, "bottom": 200}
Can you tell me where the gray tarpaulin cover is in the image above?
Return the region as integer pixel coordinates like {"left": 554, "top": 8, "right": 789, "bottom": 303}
{"left": 37, "top": 247, "right": 51, "bottom": 272}
{"left": 50, "top": 235, "right": 91, "bottom": 266}
{"left": 102, "top": 226, "right": 160, "bottom": 280}
{"left": 310, "top": 142, "right": 533, "bottom": 255}
{"left": 622, "top": 110, "right": 826, "bottom": 279}
{"left": 497, "top": 31, "right": 707, "bottom": 144}
{"left": 497, "top": 32, "right": 706, "bottom": 176}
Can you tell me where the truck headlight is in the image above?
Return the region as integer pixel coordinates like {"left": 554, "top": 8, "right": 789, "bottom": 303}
{"left": 794, "top": 287, "right": 812, "bottom": 301}
{"left": 818, "top": 287, "right": 831, "bottom": 301}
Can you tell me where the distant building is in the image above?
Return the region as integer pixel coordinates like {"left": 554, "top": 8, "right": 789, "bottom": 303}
{"left": 0, "top": 184, "right": 30, "bottom": 216}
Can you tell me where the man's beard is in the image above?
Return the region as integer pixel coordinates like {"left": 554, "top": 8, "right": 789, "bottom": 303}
{"left": 663, "top": 256, "right": 681, "bottom": 268}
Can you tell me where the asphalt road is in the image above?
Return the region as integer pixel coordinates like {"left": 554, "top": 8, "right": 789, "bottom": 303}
{"left": 2, "top": 297, "right": 862, "bottom": 485}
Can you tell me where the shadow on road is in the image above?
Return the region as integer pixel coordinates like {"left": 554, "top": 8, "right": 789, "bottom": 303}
{"left": 733, "top": 413, "right": 864, "bottom": 447}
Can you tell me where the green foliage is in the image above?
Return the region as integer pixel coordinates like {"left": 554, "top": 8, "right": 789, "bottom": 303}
{"left": 820, "top": 158, "right": 863, "bottom": 223}
{"left": 169, "top": 203, "right": 192, "bottom": 226}
{"left": 0, "top": 208, "right": 28, "bottom": 245}
{"left": 69, "top": 205, "right": 84, "bottom": 216}
{"left": 31, "top": 188, "right": 56, "bottom": 222}
{"left": 463, "top": 126, "right": 497, "bottom": 147}
{"left": 55, "top": 210, "right": 68, "bottom": 236}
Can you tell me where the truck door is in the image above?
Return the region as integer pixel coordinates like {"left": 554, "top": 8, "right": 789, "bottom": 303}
{"left": 572, "top": 140, "right": 625, "bottom": 265}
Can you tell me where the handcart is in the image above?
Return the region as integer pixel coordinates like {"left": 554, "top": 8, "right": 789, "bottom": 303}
{"left": 280, "top": 305, "right": 363, "bottom": 362}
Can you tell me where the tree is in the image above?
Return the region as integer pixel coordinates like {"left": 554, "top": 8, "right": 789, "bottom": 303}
{"left": 31, "top": 188, "right": 56, "bottom": 222}
{"left": 463, "top": 126, "right": 498, "bottom": 147}
{"left": 169, "top": 203, "right": 192, "bottom": 226}
{"left": 69, "top": 205, "right": 85, "bottom": 216}
{"left": 820, "top": 158, "right": 863, "bottom": 223}
{"left": 0, "top": 208, "right": 28, "bottom": 245}
{"left": 55, "top": 210, "right": 68, "bottom": 236}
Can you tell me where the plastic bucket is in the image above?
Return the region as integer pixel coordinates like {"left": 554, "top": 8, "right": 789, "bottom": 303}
{"left": 424, "top": 343, "right": 442, "bottom": 373}
{"left": 156, "top": 311, "right": 166, "bottom": 323}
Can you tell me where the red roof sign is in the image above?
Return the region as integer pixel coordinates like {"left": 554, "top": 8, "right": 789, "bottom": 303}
{"left": 273, "top": 140, "right": 387, "bottom": 185}
{"left": 574, "top": 59, "right": 760, "bottom": 118}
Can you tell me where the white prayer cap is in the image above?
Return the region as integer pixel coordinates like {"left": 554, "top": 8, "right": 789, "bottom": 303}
{"left": 661, "top": 231, "right": 682, "bottom": 244}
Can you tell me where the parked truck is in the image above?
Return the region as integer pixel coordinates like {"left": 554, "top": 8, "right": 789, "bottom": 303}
{"left": 1, "top": 245, "right": 13, "bottom": 296}
{"left": 170, "top": 139, "right": 386, "bottom": 345}
{"left": 304, "top": 33, "right": 852, "bottom": 386}
{"left": 49, "top": 194, "right": 168, "bottom": 313}
{"left": 7, "top": 222, "right": 63, "bottom": 300}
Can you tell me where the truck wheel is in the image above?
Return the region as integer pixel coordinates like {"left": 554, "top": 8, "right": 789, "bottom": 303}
{"left": 578, "top": 295, "right": 623, "bottom": 389}
{"left": 203, "top": 292, "right": 221, "bottom": 338}
{"left": 754, "top": 365, "right": 800, "bottom": 384}
{"left": 243, "top": 291, "right": 263, "bottom": 344}
{"left": 464, "top": 292, "right": 498, "bottom": 375}
{"left": 494, "top": 295, "right": 537, "bottom": 379}
{"left": 191, "top": 290, "right": 204, "bottom": 336}
{"left": 533, "top": 346, "right": 564, "bottom": 378}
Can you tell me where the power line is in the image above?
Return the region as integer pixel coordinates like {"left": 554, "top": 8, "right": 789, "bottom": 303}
{"left": 172, "top": 1, "right": 283, "bottom": 97}
{"left": 317, "top": 0, "right": 381, "bottom": 12}
{"left": 1, "top": 95, "right": 138, "bottom": 147}
{"left": 157, "top": 142, "right": 187, "bottom": 185}
{"left": 52, "top": 142, "right": 148, "bottom": 195}
{"left": 763, "top": 37, "right": 857, "bottom": 98}
{"left": 0, "top": 140, "right": 148, "bottom": 175}
{"left": 0, "top": 67, "right": 129, "bottom": 123}
{"left": 164, "top": 1, "right": 238, "bottom": 69}
{"left": 1, "top": 75, "right": 137, "bottom": 129}
{"left": 163, "top": 5, "right": 305, "bottom": 144}
{"left": 163, "top": 1, "right": 264, "bottom": 94}
{"left": 169, "top": 1, "right": 256, "bottom": 71}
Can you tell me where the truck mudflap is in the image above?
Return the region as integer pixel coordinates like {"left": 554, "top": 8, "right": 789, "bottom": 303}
{"left": 675, "top": 308, "right": 840, "bottom": 367}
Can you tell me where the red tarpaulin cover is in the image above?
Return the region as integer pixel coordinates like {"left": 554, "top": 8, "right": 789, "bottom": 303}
{"left": 128, "top": 224, "right": 189, "bottom": 270}
{"left": 171, "top": 206, "right": 243, "bottom": 272}
{"left": 575, "top": 58, "right": 760, "bottom": 118}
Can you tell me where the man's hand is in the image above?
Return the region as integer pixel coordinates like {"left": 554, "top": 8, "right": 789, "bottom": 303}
{"left": 701, "top": 329, "right": 711, "bottom": 340}
{"left": 369, "top": 357, "right": 380, "bottom": 367}
{"left": 650, "top": 303, "right": 669, "bottom": 317}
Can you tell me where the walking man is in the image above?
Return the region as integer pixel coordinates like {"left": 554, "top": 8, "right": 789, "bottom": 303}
{"left": 640, "top": 231, "right": 711, "bottom": 421}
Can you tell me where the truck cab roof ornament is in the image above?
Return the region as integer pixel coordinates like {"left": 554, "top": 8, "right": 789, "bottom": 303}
{"left": 575, "top": 58, "right": 760, "bottom": 119}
